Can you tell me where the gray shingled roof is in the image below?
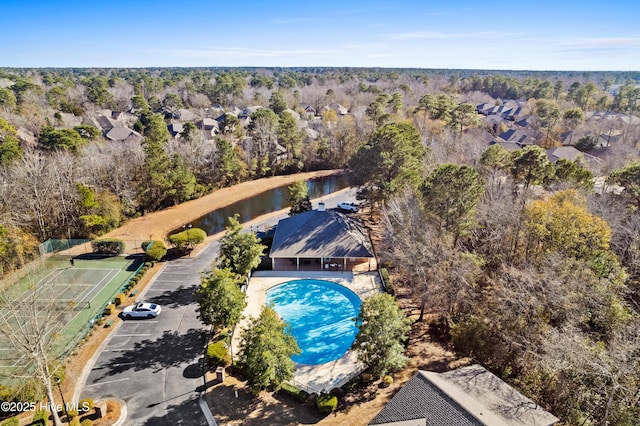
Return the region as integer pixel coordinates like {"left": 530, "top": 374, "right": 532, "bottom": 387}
{"left": 269, "top": 210, "right": 374, "bottom": 259}
{"left": 546, "top": 146, "right": 583, "bottom": 163}
{"left": 106, "top": 127, "right": 140, "bottom": 141}
{"left": 370, "top": 366, "right": 559, "bottom": 426}
{"left": 369, "top": 371, "right": 482, "bottom": 426}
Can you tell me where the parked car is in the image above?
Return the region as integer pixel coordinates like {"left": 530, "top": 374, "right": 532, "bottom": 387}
{"left": 122, "top": 302, "right": 162, "bottom": 319}
{"left": 337, "top": 202, "right": 359, "bottom": 212}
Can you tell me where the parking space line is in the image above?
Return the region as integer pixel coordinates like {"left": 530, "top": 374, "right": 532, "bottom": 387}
{"left": 85, "top": 378, "right": 130, "bottom": 387}
{"left": 114, "top": 334, "right": 151, "bottom": 337}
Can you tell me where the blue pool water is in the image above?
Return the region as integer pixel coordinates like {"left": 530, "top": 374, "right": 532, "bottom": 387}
{"left": 265, "top": 279, "right": 362, "bottom": 365}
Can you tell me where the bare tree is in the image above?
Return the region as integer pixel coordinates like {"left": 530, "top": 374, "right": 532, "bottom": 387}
{"left": 0, "top": 264, "right": 69, "bottom": 426}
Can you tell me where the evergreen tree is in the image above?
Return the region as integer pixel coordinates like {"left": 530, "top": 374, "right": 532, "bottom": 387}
{"left": 238, "top": 306, "right": 300, "bottom": 391}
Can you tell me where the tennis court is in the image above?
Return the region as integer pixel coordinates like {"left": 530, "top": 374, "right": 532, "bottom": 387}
{"left": 0, "top": 255, "right": 142, "bottom": 386}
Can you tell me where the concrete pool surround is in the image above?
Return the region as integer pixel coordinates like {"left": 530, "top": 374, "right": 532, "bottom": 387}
{"left": 235, "top": 270, "right": 382, "bottom": 393}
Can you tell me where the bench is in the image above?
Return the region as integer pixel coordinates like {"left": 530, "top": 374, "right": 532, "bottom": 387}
{"left": 104, "top": 319, "right": 115, "bottom": 328}
{"left": 129, "top": 289, "right": 138, "bottom": 297}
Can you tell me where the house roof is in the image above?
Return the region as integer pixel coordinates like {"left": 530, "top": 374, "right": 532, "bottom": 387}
{"left": 498, "top": 128, "right": 535, "bottom": 145}
{"left": 370, "top": 365, "right": 559, "bottom": 426}
{"left": 463, "top": 128, "right": 495, "bottom": 146}
{"left": 269, "top": 209, "right": 374, "bottom": 259}
{"left": 168, "top": 123, "right": 184, "bottom": 137}
{"left": 547, "top": 146, "right": 583, "bottom": 163}
{"left": 105, "top": 127, "right": 141, "bottom": 141}
{"left": 197, "top": 118, "right": 218, "bottom": 130}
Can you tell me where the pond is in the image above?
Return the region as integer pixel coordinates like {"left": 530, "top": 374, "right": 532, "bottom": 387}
{"left": 187, "top": 174, "right": 349, "bottom": 235}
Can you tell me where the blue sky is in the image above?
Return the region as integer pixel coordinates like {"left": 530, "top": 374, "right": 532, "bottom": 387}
{"left": 2, "top": 0, "right": 639, "bottom": 71}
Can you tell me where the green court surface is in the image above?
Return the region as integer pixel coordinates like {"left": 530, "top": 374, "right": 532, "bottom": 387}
{"left": 0, "top": 254, "right": 142, "bottom": 387}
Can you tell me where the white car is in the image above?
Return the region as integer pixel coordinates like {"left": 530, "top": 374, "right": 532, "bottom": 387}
{"left": 122, "top": 302, "right": 162, "bottom": 319}
{"left": 337, "top": 202, "right": 359, "bottom": 212}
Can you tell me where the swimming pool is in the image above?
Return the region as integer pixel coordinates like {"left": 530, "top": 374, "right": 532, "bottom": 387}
{"left": 265, "top": 279, "right": 362, "bottom": 365}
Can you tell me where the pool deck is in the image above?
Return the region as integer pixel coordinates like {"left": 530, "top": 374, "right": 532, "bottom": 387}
{"left": 232, "top": 270, "right": 382, "bottom": 393}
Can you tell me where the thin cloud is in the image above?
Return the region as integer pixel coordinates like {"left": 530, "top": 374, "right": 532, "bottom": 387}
{"left": 384, "top": 31, "right": 525, "bottom": 40}
{"left": 562, "top": 37, "right": 640, "bottom": 47}
{"left": 167, "top": 47, "right": 337, "bottom": 58}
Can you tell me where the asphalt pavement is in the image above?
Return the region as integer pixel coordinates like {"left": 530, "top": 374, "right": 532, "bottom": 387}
{"left": 79, "top": 187, "right": 358, "bottom": 425}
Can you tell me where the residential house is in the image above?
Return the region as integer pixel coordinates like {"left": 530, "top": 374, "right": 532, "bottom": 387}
{"left": 90, "top": 115, "right": 115, "bottom": 133}
{"left": 269, "top": 204, "right": 376, "bottom": 272}
{"left": 322, "top": 103, "right": 349, "bottom": 116}
{"left": 546, "top": 146, "right": 583, "bottom": 163}
{"left": 463, "top": 128, "right": 495, "bottom": 146}
{"left": 497, "top": 128, "right": 536, "bottom": 147}
{"left": 168, "top": 122, "right": 184, "bottom": 139}
{"left": 369, "top": 364, "right": 558, "bottom": 426}
{"left": 300, "top": 103, "right": 316, "bottom": 116}
{"left": 196, "top": 118, "right": 219, "bottom": 138}
{"left": 105, "top": 127, "right": 143, "bottom": 143}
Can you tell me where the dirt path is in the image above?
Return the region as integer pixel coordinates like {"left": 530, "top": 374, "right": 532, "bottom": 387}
{"left": 103, "top": 170, "right": 341, "bottom": 243}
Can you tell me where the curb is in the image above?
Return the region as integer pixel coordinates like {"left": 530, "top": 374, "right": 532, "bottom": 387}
{"left": 199, "top": 392, "right": 217, "bottom": 426}
{"left": 110, "top": 397, "right": 128, "bottom": 426}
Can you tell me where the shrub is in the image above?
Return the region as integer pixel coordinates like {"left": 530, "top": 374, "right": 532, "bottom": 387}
{"left": 316, "top": 393, "right": 338, "bottom": 413}
{"left": 31, "top": 409, "right": 48, "bottom": 426}
{"left": 382, "top": 375, "right": 394, "bottom": 388}
{"left": 130, "top": 276, "right": 140, "bottom": 285}
{"left": 279, "top": 382, "right": 307, "bottom": 403}
{"left": 91, "top": 239, "right": 125, "bottom": 255}
{"left": 168, "top": 228, "right": 207, "bottom": 250}
{"left": 114, "top": 293, "right": 125, "bottom": 306}
{"left": 67, "top": 409, "right": 79, "bottom": 418}
{"left": 206, "top": 341, "right": 231, "bottom": 368}
{"left": 80, "top": 420, "right": 93, "bottom": 426}
{"left": 1, "top": 417, "right": 19, "bottom": 426}
{"left": 144, "top": 240, "right": 167, "bottom": 262}
{"left": 79, "top": 397, "right": 94, "bottom": 412}
{"left": 141, "top": 240, "right": 153, "bottom": 251}
{"left": 104, "top": 303, "right": 115, "bottom": 315}
{"left": 70, "top": 417, "right": 80, "bottom": 426}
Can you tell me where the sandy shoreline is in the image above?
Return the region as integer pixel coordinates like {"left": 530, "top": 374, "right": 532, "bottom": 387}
{"left": 101, "top": 169, "right": 342, "bottom": 243}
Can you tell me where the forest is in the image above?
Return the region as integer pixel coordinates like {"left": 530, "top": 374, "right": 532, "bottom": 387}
{"left": 0, "top": 67, "right": 639, "bottom": 424}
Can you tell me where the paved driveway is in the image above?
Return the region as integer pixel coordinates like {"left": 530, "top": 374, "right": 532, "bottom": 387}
{"left": 82, "top": 242, "right": 219, "bottom": 426}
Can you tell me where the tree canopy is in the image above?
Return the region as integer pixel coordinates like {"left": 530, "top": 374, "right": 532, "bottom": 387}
{"left": 348, "top": 122, "right": 425, "bottom": 209}
{"left": 238, "top": 306, "right": 300, "bottom": 391}
{"left": 218, "top": 214, "right": 266, "bottom": 276}
{"left": 422, "top": 163, "right": 484, "bottom": 244}
{"left": 195, "top": 267, "right": 246, "bottom": 331}
{"left": 352, "top": 293, "right": 411, "bottom": 377}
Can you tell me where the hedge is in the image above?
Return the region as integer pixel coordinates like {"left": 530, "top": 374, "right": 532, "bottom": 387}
{"left": 104, "top": 303, "right": 116, "bottom": 315}
{"left": 316, "top": 393, "right": 338, "bottom": 413}
{"left": 91, "top": 239, "right": 125, "bottom": 255}
{"left": 114, "top": 293, "right": 125, "bottom": 306}
{"left": 279, "top": 382, "right": 308, "bottom": 403}
{"left": 168, "top": 228, "right": 207, "bottom": 249}
{"left": 143, "top": 240, "right": 167, "bottom": 262}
